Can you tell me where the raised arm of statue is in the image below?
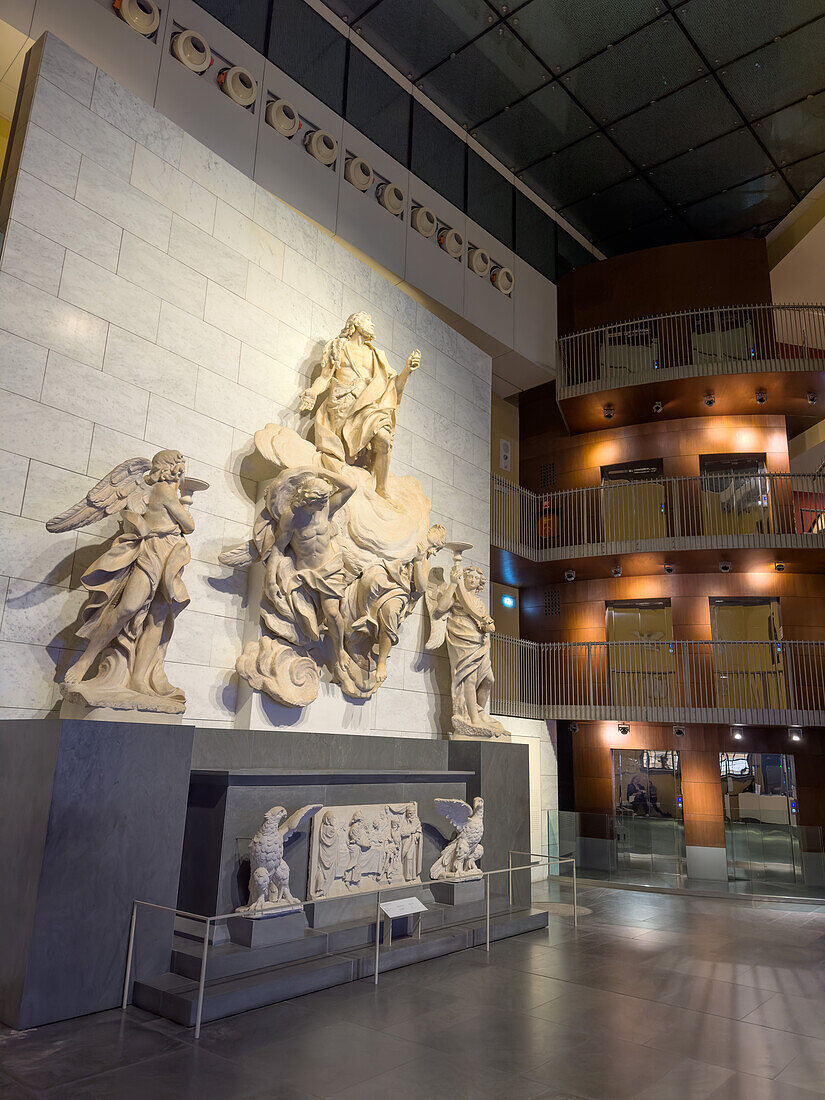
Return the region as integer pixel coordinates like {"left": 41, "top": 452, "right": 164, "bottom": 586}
{"left": 396, "top": 348, "right": 421, "bottom": 399}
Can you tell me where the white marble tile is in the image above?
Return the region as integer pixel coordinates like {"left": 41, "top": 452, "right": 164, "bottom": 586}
{"left": 395, "top": 394, "right": 434, "bottom": 446}
{"left": 411, "top": 434, "right": 454, "bottom": 484}
{"left": 391, "top": 319, "right": 436, "bottom": 378}
{"left": 165, "top": 660, "right": 237, "bottom": 721}
{"left": 131, "top": 144, "right": 216, "bottom": 233}
{"left": 416, "top": 303, "right": 457, "bottom": 360}
{"left": 182, "top": 506, "right": 231, "bottom": 567}
{"left": 195, "top": 366, "right": 270, "bottom": 434}
{"left": 185, "top": 558, "right": 247, "bottom": 619}
{"left": 59, "top": 251, "right": 160, "bottom": 342}
{"left": 0, "top": 450, "right": 29, "bottom": 516}
{"left": 20, "top": 460, "right": 99, "bottom": 529}
{"left": 41, "top": 350, "right": 149, "bottom": 439}
{"left": 238, "top": 344, "right": 300, "bottom": 407}
{"left": 0, "top": 577, "right": 85, "bottom": 649}
{"left": 0, "top": 640, "right": 59, "bottom": 709}
{"left": 282, "top": 246, "right": 342, "bottom": 314}
{"left": 19, "top": 122, "right": 81, "bottom": 198}
{"left": 452, "top": 455, "right": 489, "bottom": 501}
{"left": 87, "top": 423, "right": 150, "bottom": 480}
{"left": 434, "top": 410, "right": 476, "bottom": 462}
{"left": 165, "top": 606, "right": 216, "bottom": 667}
{"left": 310, "top": 300, "right": 344, "bottom": 345}
{"left": 0, "top": 511, "right": 76, "bottom": 587}
{"left": 369, "top": 267, "right": 417, "bottom": 329}
{"left": 204, "top": 282, "right": 281, "bottom": 360}
{"left": 117, "top": 232, "right": 206, "bottom": 319}
{"left": 0, "top": 330, "right": 48, "bottom": 400}
{"left": 435, "top": 351, "right": 477, "bottom": 404}
{"left": 431, "top": 477, "right": 489, "bottom": 532}
{"left": 75, "top": 156, "right": 172, "bottom": 251}
{"left": 471, "top": 373, "right": 491, "bottom": 411}
{"left": 453, "top": 333, "right": 492, "bottom": 379}
{"left": 156, "top": 301, "right": 240, "bottom": 380}
{"left": 168, "top": 214, "right": 248, "bottom": 296}
{"left": 392, "top": 424, "right": 412, "bottom": 465}
{"left": 253, "top": 187, "right": 317, "bottom": 262}
{"left": 472, "top": 431, "right": 488, "bottom": 470}
{"left": 0, "top": 273, "right": 108, "bottom": 369}
{"left": 450, "top": 520, "right": 489, "bottom": 559}
{"left": 410, "top": 369, "right": 455, "bottom": 423}
{"left": 30, "top": 75, "right": 135, "bottom": 182}
{"left": 210, "top": 613, "right": 245, "bottom": 670}
{"left": 315, "top": 232, "right": 371, "bottom": 296}
{"left": 2, "top": 387, "right": 93, "bottom": 474}
{"left": 181, "top": 458, "right": 255, "bottom": 527}
{"left": 213, "top": 200, "right": 284, "bottom": 277}
{"left": 245, "top": 263, "right": 313, "bottom": 336}
{"left": 454, "top": 392, "right": 489, "bottom": 439}
{"left": 373, "top": 684, "right": 445, "bottom": 734}
{"left": 11, "top": 169, "right": 122, "bottom": 271}
{"left": 179, "top": 133, "right": 256, "bottom": 218}
{"left": 103, "top": 326, "right": 198, "bottom": 409}
{"left": 91, "top": 70, "right": 183, "bottom": 166}
{"left": 0, "top": 219, "right": 65, "bottom": 295}
{"left": 277, "top": 322, "right": 317, "bottom": 376}
{"left": 39, "top": 33, "right": 96, "bottom": 106}
{"left": 145, "top": 394, "right": 235, "bottom": 470}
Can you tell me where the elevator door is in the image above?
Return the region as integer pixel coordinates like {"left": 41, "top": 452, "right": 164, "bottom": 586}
{"left": 613, "top": 749, "right": 685, "bottom": 882}
{"left": 710, "top": 599, "right": 786, "bottom": 711}
{"left": 721, "top": 752, "right": 801, "bottom": 884}
{"left": 607, "top": 601, "right": 675, "bottom": 708}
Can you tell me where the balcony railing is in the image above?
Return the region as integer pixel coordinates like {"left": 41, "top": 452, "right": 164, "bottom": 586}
{"left": 557, "top": 302, "right": 825, "bottom": 399}
{"left": 492, "top": 472, "right": 825, "bottom": 561}
{"left": 491, "top": 636, "right": 825, "bottom": 727}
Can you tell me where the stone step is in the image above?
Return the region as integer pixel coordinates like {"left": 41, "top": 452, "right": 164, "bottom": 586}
{"left": 170, "top": 928, "right": 330, "bottom": 981}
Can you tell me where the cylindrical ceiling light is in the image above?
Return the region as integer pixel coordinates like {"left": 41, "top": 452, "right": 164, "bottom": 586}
{"left": 438, "top": 226, "right": 464, "bottom": 258}
{"left": 265, "top": 98, "right": 300, "bottom": 138}
{"left": 218, "top": 66, "right": 257, "bottom": 107}
{"left": 376, "top": 182, "right": 405, "bottom": 215}
{"left": 114, "top": 0, "right": 160, "bottom": 36}
{"left": 171, "top": 29, "right": 212, "bottom": 73}
{"left": 344, "top": 156, "right": 372, "bottom": 192}
{"left": 411, "top": 205, "right": 436, "bottom": 237}
{"left": 467, "top": 247, "right": 490, "bottom": 276}
{"left": 491, "top": 265, "right": 515, "bottom": 294}
{"left": 304, "top": 129, "right": 338, "bottom": 166}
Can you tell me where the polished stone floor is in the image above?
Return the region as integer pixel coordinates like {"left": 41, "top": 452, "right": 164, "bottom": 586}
{"left": 3, "top": 883, "right": 825, "bottom": 1098}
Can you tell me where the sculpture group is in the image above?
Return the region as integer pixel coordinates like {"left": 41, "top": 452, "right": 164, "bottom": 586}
{"left": 237, "top": 795, "right": 484, "bottom": 915}
{"left": 45, "top": 311, "right": 507, "bottom": 738}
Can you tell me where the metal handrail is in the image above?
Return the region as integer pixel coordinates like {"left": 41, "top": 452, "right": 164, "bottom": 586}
{"left": 557, "top": 302, "right": 825, "bottom": 398}
{"left": 491, "top": 635, "right": 825, "bottom": 726}
{"left": 491, "top": 471, "right": 825, "bottom": 561}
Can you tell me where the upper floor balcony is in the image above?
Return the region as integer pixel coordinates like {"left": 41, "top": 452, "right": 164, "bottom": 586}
{"left": 492, "top": 472, "right": 825, "bottom": 563}
{"left": 556, "top": 303, "right": 825, "bottom": 401}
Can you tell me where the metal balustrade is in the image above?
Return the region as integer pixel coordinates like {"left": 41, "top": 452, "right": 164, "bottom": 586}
{"left": 490, "top": 635, "right": 825, "bottom": 726}
{"left": 557, "top": 302, "right": 825, "bottom": 399}
{"left": 492, "top": 472, "right": 825, "bottom": 561}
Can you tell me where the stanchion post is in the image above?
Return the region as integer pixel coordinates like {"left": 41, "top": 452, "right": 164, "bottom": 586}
{"left": 572, "top": 858, "right": 578, "bottom": 928}
{"left": 374, "top": 890, "right": 381, "bottom": 986}
{"left": 485, "top": 874, "right": 491, "bottom": 953}
{"left": 194, "top": 918, "right": 210, "bottom": 1040}
{"left": 121, "top": 900, "right": 137, "bottom": 1011}
{"left": 508, "top": 852, "right": 513, "bottom": 908}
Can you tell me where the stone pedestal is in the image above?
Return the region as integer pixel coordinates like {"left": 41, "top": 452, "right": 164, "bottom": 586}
{"left": 227, "top": 910, "right": 307, "bottom": 948}
{"left": 430, "top": 878, "right": 485, "bottom": 905}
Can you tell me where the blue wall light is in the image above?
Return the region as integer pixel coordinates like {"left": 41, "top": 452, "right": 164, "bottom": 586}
{"left": 501, "top": 594, "right": 516, "bottom": 608}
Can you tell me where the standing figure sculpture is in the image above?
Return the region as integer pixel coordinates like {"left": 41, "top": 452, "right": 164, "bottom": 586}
{"left": 237, "top": 804, "right": 322, "bottom": 915}
{"left": 426, "top": 544, "right": 508, "bottom": 739}
{"left": 400, "top": 802, "right": 422, "bottom": 882}
{"left": 45, "top": 451, "right": 208, "bottom": 713}
{"left": 299, "top": 311, "right": 421, "bottom": 501}
{"left": 430, "top": 797, "right": 485, "bottom": 881}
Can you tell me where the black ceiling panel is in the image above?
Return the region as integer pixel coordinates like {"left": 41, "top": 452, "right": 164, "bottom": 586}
{"left": 684, "top": 173, "right": 796, "bottom": 236}
{"left": 648, "top": 128, "right": 774, "bottom": 206}
{"left": 607, "top": 78, "right": 741, "bottom": 168}
{"left": 353, "top": 0, "right": 495, "bottom": 81}
{"left": 410, "top": 99, "right": 466, "bottom": 210}
{"left": 473, "top": 82, "right": 594, "bottom": 172}
{"left": 467, "top": 150, "right": 514, "bottom": 247}
{"left": 597, "top": 214, "right": 697, "bottom": 258}
{"left": 514, "top": 189, "right": 557, "bottom": 281}
{"left": 563, "top": 177, "right": 670, "bottom": 241}
{"left": 268, "top": 0, "right": 347, "bottom": 115}
{"left": 753, "top": 91, "right": 825, "bottom": 167}
{"left": 520, "top": 133, "right": 633, "bottom": 209}
{"left": 321, "top": 0, "right": 374, "bottom": 20}
{"left": 562, "top": 16, "right": 706, "bottom": 124}
{"left": 784, "top": 150, "right": 825, "bottom": 196}
{"left": 197, "top": 0, "right": 269, "bottom": 52}
{"left": 419, "top": 23, "right": 549, "bottom": 128}
{"left": 718, "top": 17, "right": 825, "bottom": 121}
{"left": 345, "top": 47, "right": 410, "bottom": 167}
{"left": 557, "top": 224, "right": 595, "bottom": 277}
{"left": 512, "top": 0, "right": 661, "bottom": 75}
{"left": 675, "top": 0, "right": 825, "bottom": 68}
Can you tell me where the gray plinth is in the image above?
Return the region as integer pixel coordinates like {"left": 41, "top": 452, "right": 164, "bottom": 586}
{"left": 227, "top": 910, "right": 307, "bottom": 948}
{"left": 430, "top": 878, "right": 485, "bottom": 905}
{"left": 0, "top": 718, "right": 194, "bottom": 1030}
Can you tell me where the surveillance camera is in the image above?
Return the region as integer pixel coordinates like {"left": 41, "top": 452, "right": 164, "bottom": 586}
{"left": 775, "top": 561, "right": 786, "bottom": 573}
{"left": 789, "top": 726, "right": 802, "bottom": 742}
{"left": 612, "top": 564, "right": 622, "bottom": 578}
{"left": 755, "top": 389, "right": 767, "bottom": 405}
{"left": 652, "top": 401, "right": 663, "bottom": 414}
{"left": 732, "top": 727, "right": 743, "bottom": 741}
{"left": 569, "top": 722, "right": 579, "bottom": 734}
{"left": 663, "top": 562, "right": 675, "bottom": 574}
{"left": 618, "top": 723, "right": 630, "bottom": 736}
{"left": 719, "top": 560, "right": 732, "bottom": 573}
{"left": 564, "top": 569, "right": 576, "bottom": 582}
{"left": 703, "top": 392, "right": 715, "bottom": 407}
{"left": 807, "top": 392, "right": 817, "bottom": 406}
{"left": 673, "top": 725, "right": 686, "bottom": 737}
{"left": 602, "top": 404, "right": 615, "bottom": 420}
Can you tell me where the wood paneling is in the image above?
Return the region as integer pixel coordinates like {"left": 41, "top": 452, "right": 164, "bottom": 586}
{"left": 683, "top": 816, "right": 726, "bottom": 848}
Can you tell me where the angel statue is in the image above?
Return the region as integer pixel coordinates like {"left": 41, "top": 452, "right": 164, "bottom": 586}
{"left": 237, "top": 804, "right": 322, "bottom": 915}
{"left": 299, "top": 310, "right": 421, "bottom": 501}
{"left": 426, "top": 544, "right": 508, "bottom": 739}
{"left": 45, "top": 450, "right": 208, "bottom": 713}
{"left": 430, "top": 797, "right": 485, "bottom": 881}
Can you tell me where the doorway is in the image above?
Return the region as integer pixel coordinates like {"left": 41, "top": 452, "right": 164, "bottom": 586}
{"left": 710, "top": 598, "right": 786, "bottom": 710}
{"left": 606, "top": 600, "right": 675, "bottom": 708}
{"left": 721, "top": 752, "right": 801, "bottom": 885}
{"left": 612, "top": 748, "right": 685, "bottom": 882}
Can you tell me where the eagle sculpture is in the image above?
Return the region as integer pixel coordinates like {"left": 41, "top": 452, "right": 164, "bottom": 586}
{"left": 237, "top": 804, "right": 322, "bottom": 915}
{"left": 430, "top": 797, "right": 485, "bottom": 881}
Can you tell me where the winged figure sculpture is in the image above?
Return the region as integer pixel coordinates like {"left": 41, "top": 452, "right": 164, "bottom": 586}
{"left": 237, "top": 804, "right": 323, "bottom": 915}
{"left": 430, "top": 797, "right": 485, "bottom": 881}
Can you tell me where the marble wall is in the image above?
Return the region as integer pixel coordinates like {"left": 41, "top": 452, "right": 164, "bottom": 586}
{"left": 0, "top": 35, "right": 492, "bottom": 737}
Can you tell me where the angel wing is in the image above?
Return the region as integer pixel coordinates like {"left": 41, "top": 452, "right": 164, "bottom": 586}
{"left": 280, "top": 803, "right": 323, "bottom": 843}
{"left": 433, "top": 798, "right": 472, "bottom": 831}
{"left": 218, "top": 540, "right": 258, "bottom": 568}
{"left": 45, "top": 457, "right": 152, "bottom": 533}
{"left": 424, "top": 565, "right": 449, "bottom": 652}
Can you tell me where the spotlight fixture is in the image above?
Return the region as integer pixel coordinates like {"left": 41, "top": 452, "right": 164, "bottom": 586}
{"left": 732, "top": 726, "right": 743, "bottom": 741}
{"left": 115, "top": 0, "right": 160, "bottom": 36}
{"left": 673, "top": 725, "right": 686, "bottom": 737}
{"left": 663, "top": 562, "right": 674, "bottom": 574}
{"left": 652, "top": 401, "right": 663, "bottom": 414}
{"left": 570, "top": 722, "right": 579, "bottom": 733}
{"left": 618, "top": 723, "right": 630, "bottom": 736}
{"left": 703, "top": 392, "right": 715, "bottom": 407}
{"left": 564, "top": 568, "right": 576, "bottom": 582}
{"left": 774, "top": 561, "right": 786, "bottom": 573}
{"left": 789, "top": 727, "right": 802, "bottom": 742}
{"left": 719, "top": 560, "right": 732, "bottom": 573}
{"left": 602, "top": 404, "right": 615, "bottom": 420}
{"left": 755, "top": 389, "right": 767, "bottom": 405}
{"left": 807, "top": 392, "right": 818, "bottom": 406}
{"left": 611, "top": 564, "right": 622, "bottom": 578}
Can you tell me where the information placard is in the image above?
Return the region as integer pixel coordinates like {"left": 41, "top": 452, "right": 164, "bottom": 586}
{"left": 380, "top": 897, "right": 427, "bottom": 919}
